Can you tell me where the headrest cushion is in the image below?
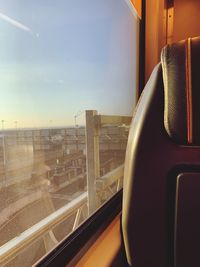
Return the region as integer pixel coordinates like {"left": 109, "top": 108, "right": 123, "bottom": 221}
{"left": 161, "top": 36, "right": 200, "bottom": 145}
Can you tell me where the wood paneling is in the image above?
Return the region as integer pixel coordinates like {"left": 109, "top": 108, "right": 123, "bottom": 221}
{"left": 173, "top": 0, "right": 200, "bottom": 42}
{"left": 145, "top": 0, "right": 167, "bottom": 81}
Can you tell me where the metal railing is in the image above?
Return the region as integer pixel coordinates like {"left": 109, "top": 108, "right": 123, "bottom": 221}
{"left": 0, "top": 192, "right": 87, "bottom": 266}
{"left": 0, "top": 165, "right": 125, "bottom": 266}
{"left": 96, "top": 164, "right": 124, "bottom": 202}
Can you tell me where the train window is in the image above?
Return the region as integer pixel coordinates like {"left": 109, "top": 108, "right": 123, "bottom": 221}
{"left": 0, "top": 0, "right": 139, "bottom": 266}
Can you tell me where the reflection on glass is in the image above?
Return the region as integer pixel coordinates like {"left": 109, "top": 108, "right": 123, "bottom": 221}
{"left": 0, "top": 0, "right": 139, "bottom": 266}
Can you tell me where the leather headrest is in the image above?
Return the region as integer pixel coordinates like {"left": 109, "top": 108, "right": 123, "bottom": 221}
{"left": 161, "top": 36, "right": 200, "bottom": 145}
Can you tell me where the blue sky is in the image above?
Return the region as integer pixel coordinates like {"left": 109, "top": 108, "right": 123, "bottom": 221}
{"left": 0, "top": 0, "right": 139, "bottom": 128}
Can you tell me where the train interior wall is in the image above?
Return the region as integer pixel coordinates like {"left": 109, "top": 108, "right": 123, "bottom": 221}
{"left": 145, "top": 0, "right": 200, "bottom": 82}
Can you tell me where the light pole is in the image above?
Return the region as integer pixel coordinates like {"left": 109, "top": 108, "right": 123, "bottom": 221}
{"left": 74, "top": 110, "right": 84, "bottom": 127}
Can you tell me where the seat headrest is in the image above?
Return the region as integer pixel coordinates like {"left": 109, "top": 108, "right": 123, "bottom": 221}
{"left": 161, "top": 36, "right": 200, "bottom": 145}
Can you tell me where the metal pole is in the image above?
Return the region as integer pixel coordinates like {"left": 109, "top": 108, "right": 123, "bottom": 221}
{"left": 85, "top": 110, "right": 100, "bottom": 214}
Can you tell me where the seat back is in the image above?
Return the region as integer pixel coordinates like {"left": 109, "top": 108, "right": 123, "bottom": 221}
{"left": 122, "top": 36, "right": 200, "bottom": 267}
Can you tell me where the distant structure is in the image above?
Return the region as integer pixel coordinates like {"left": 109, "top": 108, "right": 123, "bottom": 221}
{"left": 0, "top": 125, "right": 128, "bottom": 186}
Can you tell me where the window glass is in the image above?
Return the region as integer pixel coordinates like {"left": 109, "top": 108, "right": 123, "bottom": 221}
{"left": 0, "top": 0, "right": 139, "bottom": 266}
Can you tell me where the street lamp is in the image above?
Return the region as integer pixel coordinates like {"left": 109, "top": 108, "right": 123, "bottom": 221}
{"left": 74, "top": 110, "right": 84, "bottom": 127}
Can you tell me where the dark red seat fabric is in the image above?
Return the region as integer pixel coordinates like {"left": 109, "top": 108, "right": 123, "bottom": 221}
{"left": 122, "top": 36, "right": 200, "bottom": 267}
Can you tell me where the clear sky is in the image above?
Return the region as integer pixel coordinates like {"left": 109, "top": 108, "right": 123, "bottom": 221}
{"left": 0, "top": 0, "right": 139, "bottom": 129}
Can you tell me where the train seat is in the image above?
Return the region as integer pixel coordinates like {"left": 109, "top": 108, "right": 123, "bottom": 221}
{"left": 122, "top": 36, "right": 200, "bottom": 267}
